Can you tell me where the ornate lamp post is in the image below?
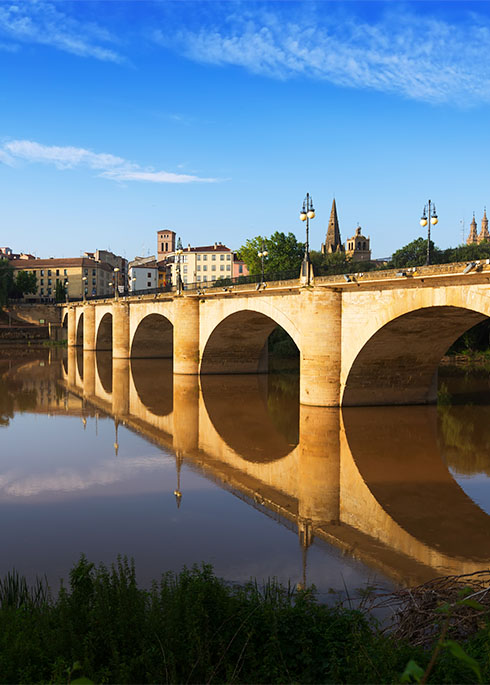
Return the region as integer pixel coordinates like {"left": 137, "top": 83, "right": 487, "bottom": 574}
{"left": 113, "top": 267, "right": 120, "bottom": 300}
{"left": 175, "top": 240, "right": 184, "bottom": 295}
{"left": 82, "top": 275, "right": 87, "bottom": 301}
{"left": 420, "top": 200, "right": 438, "bottom": 266}
{"left": 258, "top": 240, "right": 268, "bottom": 284}
{"left": 300, "top": 193, "right": 315, "bottom": 285}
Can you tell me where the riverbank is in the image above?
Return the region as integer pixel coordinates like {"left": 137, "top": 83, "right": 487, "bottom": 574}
{"left": 0, "top": 558, "right": 488, "bottom": 684}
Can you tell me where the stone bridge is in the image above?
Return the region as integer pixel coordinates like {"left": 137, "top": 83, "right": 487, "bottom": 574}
{"left": 61, "top": 261, "right": 490, "bottom": 406}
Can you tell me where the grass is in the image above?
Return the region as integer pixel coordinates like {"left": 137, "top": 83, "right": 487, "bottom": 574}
{"left": 0, "top": 557, "right": 489, "bottom": 683}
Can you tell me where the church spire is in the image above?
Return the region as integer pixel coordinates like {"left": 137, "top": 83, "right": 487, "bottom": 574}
{"left": 479, "top": 208, "right": 489, "bottom": 243}
{"left": 467, "top": 213, "right": 478, "bottom": 245}
{"left": 321, "top": 199, "right": 344, "bottom": 254}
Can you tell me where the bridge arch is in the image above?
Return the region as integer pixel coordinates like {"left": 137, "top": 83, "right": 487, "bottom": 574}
{"left": 131, "top": 313, "right": 173, "bottom": 359}
{"left": 200, "top": 308, "right": 300, "bottom": 375}
{"left": 342, "top": 305, "right": 486, "bottom": 406}
{"left": 76, "top": 312, "right": 84, "bottom": 347}
{"left": 96, "top": 312, "right": 113, "bottom": 351}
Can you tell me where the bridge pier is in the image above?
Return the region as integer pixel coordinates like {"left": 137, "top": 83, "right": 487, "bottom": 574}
{"left": 174, "top": 298, "right": 199, "bottom": 374}
{"left": 113, "top": 358, "right": 130, "bottom": 416}
{"left": 83, "top": 351, "right": 96, "bottom": 398}
{"left": 83, "top": 305, "right": 96, "bottom": 351}
{"left": 113, "top": 303, "right": 130, "bottom": 359}
{"left": 67, "top": 308, "right": 76, "bottom": 347}
{"left": 299, "top": 289, "right": 341, "bottom": 406}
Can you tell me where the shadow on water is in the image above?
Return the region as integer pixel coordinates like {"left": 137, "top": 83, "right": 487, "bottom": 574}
{"left": 131, "top": 358, "right": 173, "bottom": 416}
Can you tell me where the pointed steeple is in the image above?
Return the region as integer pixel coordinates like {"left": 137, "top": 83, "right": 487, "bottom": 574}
{"left": 467, "top": 213, "right": 478, "bottom": 245}
{"left": 321, "top": 199, "right": 344, "bottom": 254}
{"left": 479, "top": 208, "right": 489, "bottom": 243}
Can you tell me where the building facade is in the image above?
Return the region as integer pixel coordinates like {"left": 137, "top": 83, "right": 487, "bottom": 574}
{"left": 10, "top": 257, "right": 113, "bottom": 301}
{"left": 345, "top": 226, "right": 372, "bottom": 262}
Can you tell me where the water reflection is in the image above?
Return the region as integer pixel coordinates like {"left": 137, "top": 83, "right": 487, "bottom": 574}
{"left": 2, "top": 351, "right": 490, "bottom": 591}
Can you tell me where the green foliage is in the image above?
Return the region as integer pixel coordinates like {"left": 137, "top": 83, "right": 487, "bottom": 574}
{"left": 389, "top": 237, "right": 441, "bottom": 268}
{"left": 310, "top": 249, "right": 381, "bottom": 276}
{"left": 0, "top": 557, "right": 490, "bottom": 683}
{"left": 13, "top": 270, "right": 37, "bottom": 297}
{"left": 237, "top": 231, "right": 304, "bottom": 276}
{"left": 0, "top": 259, "right": 14, "bottom": 307}
{"left": 55, "top": 280, "right": 67, "bottom": 302}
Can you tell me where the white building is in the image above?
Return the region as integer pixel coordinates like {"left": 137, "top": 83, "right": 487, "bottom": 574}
{"left": 129, "top": 263, "right": 158, "bottom": 293}
{"left": 168, "top": 243, "right": 234, "bottom": 286}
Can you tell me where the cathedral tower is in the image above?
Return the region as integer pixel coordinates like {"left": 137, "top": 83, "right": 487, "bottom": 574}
{"left": 321, "top": 199, "right": 344, "bottom": 254}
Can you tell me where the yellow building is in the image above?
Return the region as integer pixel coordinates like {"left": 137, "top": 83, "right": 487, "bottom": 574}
{"left": 11, "top": 257, "right": 114, "bottom": 301}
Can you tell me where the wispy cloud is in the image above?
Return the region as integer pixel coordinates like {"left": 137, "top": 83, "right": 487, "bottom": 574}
{"left": 152, "top": 4, "right": 490, "bottom": 105}
{"left": 1, "top": 140, "right": 219, "bottom": 184}
{"left": 0, "top": 1, "right": 123, "bottom": 62}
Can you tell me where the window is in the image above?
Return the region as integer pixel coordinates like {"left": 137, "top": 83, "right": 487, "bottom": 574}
{"left": 161, "top": 243, "right": 164, "bottom": 251}
{"left": 40, "top": 288, "right": 44, "bottom": 295}
{"left": 203, "top": 254, "right": 207, "bottom": 261}
{"left": 239, "top": 265, "right": 243, "bottom": 274}
{"left": 183, "top": 255, "right": 187, "bottom": 263}
{"left": 147, "top": 272, "right": 152, "bottom": 278}
{"left": 48, "top": 279, "right": 52, "bottom": 285}
{"left": 40, "top": 278, "right": 44, "bottom": 285}
{"left": 184, "top": 277, "right": 187, "bottom": 283}
{"left": 226, "top": 254, "right": 231, "bottom": 260}
{"left": 40, "top": 270, "right": 44, "bottom": 276}
{"left": 197, "top": 254, "right": 201, "bottom": 260}
{"left": 47, "top": 288, "right": 51, "bottom": 295}
{"left": 203, "top": 276, "right": 207, "bottom": 282}
{"left": 183, "top": 266, "right": 187, "bottom": 273}
{"left": 212, "top": 265, "right": 216, "bottom": 271}
{"left": 203, "top": 265, "right": 207, "bottom": 271}
{"left": 84, "top": 269, "right": 88, "bottom": 275}
{"left": 56, "top": 269, "right": 59, "bottom": 276}
{"left": 197, "top": 275, "right": 201, "bottom": 281}
{"left": 220, "top": 254, "right": 224, "bottom": 260}
{"left": 64, "top": 269, "right": 67, "bottom": 276}
{"left": 147, "top": 281, "right": 152, "bottom": 287}
{"left": 197, "top": 265, "right": 201, "bottom": 271}
{"left": 212, "top": 254, "right": 216, "bottom": 260}
{"left": 226, "top": 265, "right": 231, "bottom": 271}
{"left": 48, "top": 269, "right": 52, "bottom": 276}
{"left": 92, "top": 279, "right": 96, "bottom": 286}
{"left": 220, "top": 265, "right": 224, "bottom": 271}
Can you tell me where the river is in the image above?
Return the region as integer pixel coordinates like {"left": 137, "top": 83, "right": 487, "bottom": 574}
{"left": 1, "top": 346, "right": 490, "bottom": 597}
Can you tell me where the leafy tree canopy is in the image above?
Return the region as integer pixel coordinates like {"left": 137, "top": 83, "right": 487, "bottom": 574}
{"left": 237, "top": 231, "right": 304, "bottom": 276}
{"left": 0, "top": 263, "right": 37, "bottom": 307}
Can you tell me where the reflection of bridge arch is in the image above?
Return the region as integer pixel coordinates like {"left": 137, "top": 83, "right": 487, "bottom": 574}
{"left": 201, "top": 309, "right": 300, "bottom": 375}
{"left": 96, "top": 312, "right": 113, "bottom": 351}
{"left": 96, "top": 351, "right": 113, "bottom": 395}
{"left": 131, "top": 314, "right": 173, "bottom": 359}
{"left": 131, "top": 358, "right": 173, "bottom": 415}
{"left": 341, "top": 406, "right": 490, "bottom": 574}
{"left": 342, "top": 304, "right": 487, "bottom": 406}
{"left": 200, "top": 375, "right": 298, "bottom": 462}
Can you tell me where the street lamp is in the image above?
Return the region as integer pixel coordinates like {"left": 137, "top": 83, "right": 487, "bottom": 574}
{"left": 300, "top": 193, "right": 315, "bottom": 285}
{"left": 81, "top": 275, "right": 87, "bottom": 301}
{"left": 113, "top": 267, "right": 120, "bottom": 300}
{"left": 175, "top": 244, "right": 184, "bottom": 295}
{"left": 258, "top": 240, "right": 268, "bottom": 284}
{"left": 420, "top": 200, "right": 438, "bottom": 266}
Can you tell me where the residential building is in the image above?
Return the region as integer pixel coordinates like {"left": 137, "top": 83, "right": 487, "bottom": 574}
{"left": 84, "top": 249, "right": 128, "bottom": 290}
{"left": 129, "top": 262, "right": 158, "bottom": 292}
{"left": 167, "top": 242, "right": 235, "bottom": 286}
{"left": 233, "top": 258, "right": 249, "bottom": 278}
{"left": 10, "top": 257, "right": 113, "bottom": 301}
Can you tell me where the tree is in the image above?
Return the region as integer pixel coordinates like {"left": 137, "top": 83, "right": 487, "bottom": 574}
{"left": 0, "top": 259, "right": 14, "bottom": 307}
{"left": 237, "top": 231, "right": 304, "bottom": 276}
{"left": 13, "top": 270, "right": 37, "bottom": 297}
{"left": 55, "top": 280, "right": 67, "bottom": 302}
{"left": 389, "top": 237, "right": 442, "bottom": 268}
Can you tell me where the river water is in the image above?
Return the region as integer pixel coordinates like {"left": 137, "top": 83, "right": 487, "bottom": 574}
{"left": 1, "top": 347, "right": 490, "bottom": 596}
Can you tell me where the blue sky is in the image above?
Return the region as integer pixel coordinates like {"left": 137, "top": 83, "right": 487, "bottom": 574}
{"left": 2, "top": 1, "right": 490, "bottom": 259}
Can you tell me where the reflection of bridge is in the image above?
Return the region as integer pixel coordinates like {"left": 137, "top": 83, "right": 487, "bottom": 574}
{"left": 62, "top": 263, "right": 490, "bottom": 406}
{"left": 62, "top": 350, "right": 490, "bottom": 586}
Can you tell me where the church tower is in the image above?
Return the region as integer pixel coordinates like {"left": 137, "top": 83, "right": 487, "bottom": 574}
{"left": 467, "top": 214, "right": 478, "bottom": 245}
{"left": 321, "top": 199, "right": 344, "bottom": 254}
{"left": 479, "top": 209, "right": 490, "bottom": 242}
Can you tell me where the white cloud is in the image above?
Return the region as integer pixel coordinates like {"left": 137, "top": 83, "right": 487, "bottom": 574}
{"left": 153, "top": 5, "right": 490, "bottom": 105}
{"left": 0, "top": 1, "right": 123, "bottom": 62}
{"left": 1, "top": 139, "right": 219, "bottom": 184}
